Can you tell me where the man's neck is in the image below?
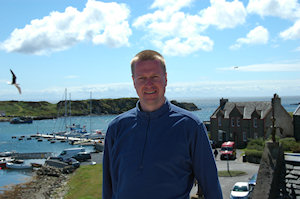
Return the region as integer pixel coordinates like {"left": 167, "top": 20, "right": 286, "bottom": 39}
{"left": 139, "top": 98, "right": 166, "bottom": 112}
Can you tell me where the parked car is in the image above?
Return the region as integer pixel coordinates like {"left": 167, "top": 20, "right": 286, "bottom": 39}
{"left": 230, "top": 182, "right": 251, "bottom": 199}
{"left": 57, "top": 147, "right": 85, "bottom": 161}
{"left": 65, "top": 158, "right": 80, "bottom": 168}
{"left": 220, "top": 141, "right": 236, "bottom": 160}
{"left": 248, "top": 173, "right": 257, "bottom": 188}
{"left": 73, "top": 152, "right": 91, "bottom": 162}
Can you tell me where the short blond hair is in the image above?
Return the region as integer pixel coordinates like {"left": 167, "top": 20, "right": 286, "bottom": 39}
{"left": 130, "top": 50, "right": 166, "bottom": 75}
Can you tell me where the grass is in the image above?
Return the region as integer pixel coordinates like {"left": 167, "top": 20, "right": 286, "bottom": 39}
{"left": 218, "top": 170, "right": 247, "bottom": 177}
{"left": 64, "top": 164, "right": 247, "bottom": 198}
{"left": 64, "top": 164, "right": 102, "bottom": 199}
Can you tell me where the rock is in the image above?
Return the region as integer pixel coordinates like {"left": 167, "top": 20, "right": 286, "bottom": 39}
{"left": 0, "top": 165, "right": 71, "bottom": 199}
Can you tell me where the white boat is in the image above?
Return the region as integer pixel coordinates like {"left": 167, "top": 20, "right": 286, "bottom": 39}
{"left": 83, "top": 129, "right": 105, "bottom": 139}
{"left": 0, "top": 151, "right": 15, "bottom": 157}
{"left": 0, "top": 157, "right": 14, "bottom": 168}
{"left": 6, "top": 162, "right": 32, "bottom": 170}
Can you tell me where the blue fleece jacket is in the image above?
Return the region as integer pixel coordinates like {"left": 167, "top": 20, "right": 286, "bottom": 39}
{"left": 103, "top": 99, "right": 222, "bottom": 199}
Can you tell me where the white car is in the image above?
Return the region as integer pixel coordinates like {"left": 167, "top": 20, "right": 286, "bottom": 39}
{"left": 230, "top": 182, "right": 251, "bottom": 199}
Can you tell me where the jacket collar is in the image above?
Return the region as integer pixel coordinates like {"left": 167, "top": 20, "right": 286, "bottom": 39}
{"left": 136, "top": 98, "right": 170, "bottom": 119}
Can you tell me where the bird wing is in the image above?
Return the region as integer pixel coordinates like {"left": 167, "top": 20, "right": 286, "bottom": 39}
{"left": 15, "top": 84, "right": 22, "bottom": 94}
{"left": 10, "top": 69, "right": 17, "bottom": 84}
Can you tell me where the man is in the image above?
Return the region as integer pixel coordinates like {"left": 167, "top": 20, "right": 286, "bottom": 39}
{"left": 103, "top": 50, "right": 222, "bottom": 199}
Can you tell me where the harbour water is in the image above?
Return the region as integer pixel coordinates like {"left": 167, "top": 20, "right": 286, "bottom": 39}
{"left": 0, "top": 96, "right": 299, "bottom": 193}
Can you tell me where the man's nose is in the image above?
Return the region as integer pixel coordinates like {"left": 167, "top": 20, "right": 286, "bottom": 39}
{"left": 145, "top": 78, "right": 154, "bottom": 85}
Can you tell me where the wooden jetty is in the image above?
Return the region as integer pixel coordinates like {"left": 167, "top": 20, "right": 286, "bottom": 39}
{"left": 32, "top": 133, "right": 102, "bottom": 146}
{"left": 11, "top": 152, "right": 53, "bottom": 159}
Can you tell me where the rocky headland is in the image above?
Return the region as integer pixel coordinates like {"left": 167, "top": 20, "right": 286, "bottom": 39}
{"left": 0, "top": 98, "right": 200, "bottom": 122}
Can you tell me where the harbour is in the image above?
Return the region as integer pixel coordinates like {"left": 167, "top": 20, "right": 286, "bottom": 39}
{"left": 0, "top": 114, "right": 114, "bottom": 193}
{"left": 0, "top": 96, "right": 299, "bottom": 194}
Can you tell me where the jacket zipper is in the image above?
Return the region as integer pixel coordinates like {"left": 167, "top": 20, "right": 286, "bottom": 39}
{"left": 139, "top": 113, "right": 150, "bottom": 170}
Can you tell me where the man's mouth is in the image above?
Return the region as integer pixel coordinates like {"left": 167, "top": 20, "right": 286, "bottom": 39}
{"left": 144, "top": 91, "right": 156, "bottom": 94}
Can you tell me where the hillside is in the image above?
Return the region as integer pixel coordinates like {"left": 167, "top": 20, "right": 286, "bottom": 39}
{"left": 0, "top": 98, "right": 199, "bottom": 121}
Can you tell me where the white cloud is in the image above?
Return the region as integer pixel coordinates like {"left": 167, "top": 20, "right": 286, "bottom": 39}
{"left": 1, "top": 79, "right": 300, "bottom": 101}
{"left": 133, "top": 8, "right": 213, "bottom": 56}
{"left": 166, "top": 79, "right": 300, "bottom": 98}
{"left": 151, "top": 0, "right": 194, "bottom": 12}
{"left": 247, "top": 0, "right": 300, "bottom": 20}
{"left": 0, "top": 0, "right": 131, "bottom": 55}
{"left": 133, "top": 0, "right": 248, "bottom": 56}
{"left": 198, "top": 0, "right": 247, "bottom": 29}
{"left": 230, "top": 26, "right": 269, "bottom": 49}
{"left": 157, "top": 35, "right": 213, "bottom": 56}
{"left": 280, "top": 19, "right": 300, "bottom": 40}
{"left": 218, "top": 61, "right": 300, "bottom": 72}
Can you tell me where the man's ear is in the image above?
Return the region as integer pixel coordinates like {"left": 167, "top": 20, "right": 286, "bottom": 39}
{"left": 165, "top": 73, "right": 167, "bottom": 86}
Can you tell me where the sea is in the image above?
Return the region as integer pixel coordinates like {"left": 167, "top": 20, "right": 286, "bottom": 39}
{"left": 0, "top": 96, "right": 300, "bottom": 193}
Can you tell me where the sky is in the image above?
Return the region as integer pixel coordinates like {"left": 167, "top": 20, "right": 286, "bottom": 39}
{"left": 0, "top": 0, "right": 300, "bottom": 102}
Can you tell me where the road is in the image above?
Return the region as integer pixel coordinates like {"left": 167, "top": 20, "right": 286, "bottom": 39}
{"left": 216, "top": 149, "right": 259, "bottom": 199}
{"left": 86, "top": 150, "right": 259, "bottom": 199}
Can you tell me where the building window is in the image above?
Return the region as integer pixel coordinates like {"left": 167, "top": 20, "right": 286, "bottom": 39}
{"left": 243, "top": 132, "right": 247, "bottom": 142}
{"left": 218, "top": 116, "right": 222, "bottom": 127}
{"left": 218, "top": 130, "right": 223, "bottom": 141}
{"left": 253, "top": 118, "right": 257, "bottom": 128}
{"left": 236, "top": 117, "right": 240, "bottom": 127}
{"left": 231, "top": 117, "right": 235, "bottom": 127}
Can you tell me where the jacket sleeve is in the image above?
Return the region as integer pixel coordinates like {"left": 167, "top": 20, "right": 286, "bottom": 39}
{"left": 191, "top": 122, "right": 223, "bottom": 199}
{"left": 102, "top": 126, "right": 113, "bottom": 199}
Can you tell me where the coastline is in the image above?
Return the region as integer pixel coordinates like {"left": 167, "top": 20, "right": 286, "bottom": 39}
{"left": 0, "top": 167, "right": 71, "bottom": 199}
{"left": 0, "top": 116, "right": 56, "bottom": 123}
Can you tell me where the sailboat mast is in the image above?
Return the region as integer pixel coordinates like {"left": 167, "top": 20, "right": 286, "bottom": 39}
{"left": 64, "top": 88, "right": 67, "bottom": 131}
{"left": 69, "top": 93, "right": 72, "bottom": 126}
{"left": 90, "top": 91, "right": 92, "bottom": 133}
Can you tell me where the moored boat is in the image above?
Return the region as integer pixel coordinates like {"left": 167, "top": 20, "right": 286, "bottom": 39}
{"left": 0, "top": 157, "right": 14, "bottom": 168}
{"left": 6, "top": 162, "right": 32, "bottom": 170}
{"left": 10, "top": 117, "right": 33, "bottom": 124}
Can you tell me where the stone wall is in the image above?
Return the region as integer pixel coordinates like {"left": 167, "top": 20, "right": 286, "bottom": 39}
{"left": 251, "top": 142, "right": 287, "bottom": 198}
{"left": 285, "top": 154, "right": 300, "bottom": 198}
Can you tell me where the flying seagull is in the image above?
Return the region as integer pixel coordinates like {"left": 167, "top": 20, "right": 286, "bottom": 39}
{"left": 9, "top": 69, "right": 21, "bottom": 94}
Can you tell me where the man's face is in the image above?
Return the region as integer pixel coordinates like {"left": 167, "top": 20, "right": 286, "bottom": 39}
{"left": 132, "top": 59, "right": 167, "bottom": 112}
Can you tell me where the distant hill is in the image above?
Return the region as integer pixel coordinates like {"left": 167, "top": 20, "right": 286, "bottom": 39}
{"left": 0, "top": 98, "right": 199, "bottom": 120}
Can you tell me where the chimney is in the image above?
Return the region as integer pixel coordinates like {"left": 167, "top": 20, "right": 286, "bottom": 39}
{"left": 220, "top": 98, "right": 228, "bottom": 110}
{"left": 272, "top": 93, "right": 281, "bottom": 109}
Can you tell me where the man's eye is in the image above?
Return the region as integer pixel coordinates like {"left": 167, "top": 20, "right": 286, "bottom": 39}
{"left": 152, "top": 76, "right": 160, "bottom": 80}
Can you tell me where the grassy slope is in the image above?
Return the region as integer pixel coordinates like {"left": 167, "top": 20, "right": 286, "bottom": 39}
{"left": 0, "top": 99, "right": 198, "bottom": 120}
{"left": 0, "top": 101, "right": 57, "bottom": 117}
{"left": 65, "top": 164, "right": 102, "bottom": 199}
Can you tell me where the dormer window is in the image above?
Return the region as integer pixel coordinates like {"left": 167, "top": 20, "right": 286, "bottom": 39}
{"left": 231, "top": 117, "right": 235, "bottom": 127}
{"left": 236, "top": 117, "right": 240, "bottom": 127}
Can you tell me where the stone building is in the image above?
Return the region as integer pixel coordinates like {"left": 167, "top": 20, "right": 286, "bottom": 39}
{"left": 293, "top": 105, "right": 300, "bottom": 141}
{"left": 210, "top": 94, "right": 293, "bottom": 148}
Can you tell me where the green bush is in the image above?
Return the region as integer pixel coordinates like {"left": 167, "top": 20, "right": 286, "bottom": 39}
{"left": 279, "top": 137, "right": 300, "bottom": 152}
{"left": 244, "top": 149, "right": 263, "bottom": 158}
{"left": 246, "top": 138, "right": 265, "bottom": 151}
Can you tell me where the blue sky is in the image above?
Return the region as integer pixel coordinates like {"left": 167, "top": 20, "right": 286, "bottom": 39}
{"left": 0, "top": 0, "right": 300, "bottom": 102}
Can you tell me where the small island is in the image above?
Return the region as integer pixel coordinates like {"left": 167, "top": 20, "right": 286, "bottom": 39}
{"left": 0, "top": 98, "right": 200, "bottom": 122}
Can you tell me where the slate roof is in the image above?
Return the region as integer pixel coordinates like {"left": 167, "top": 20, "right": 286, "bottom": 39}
{"left": 211, "top": 101, "right": 272, "bottom": 119}
{"left": 294, "top": 105, "right": 300, "bottom": 116}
